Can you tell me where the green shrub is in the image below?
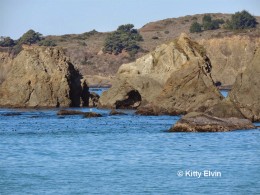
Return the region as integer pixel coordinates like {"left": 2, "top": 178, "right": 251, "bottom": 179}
{"left": 202, "top": 15, "right": 221, "bottom": 30}
{"left": 203, "top": 20, "right": 220, "bottom": 30}
{"left": 38, "top": 39, "right": 56, "bottom": 46}
{"left": 190, "top": 22, "right": 202, "bottom": 33}
{"left": 202, "top": 15, "right": 212, "bottom": 23}
{"left": 103, "top": 24, "right": 143, "bottom": 55}
{"left": 164, "top": 30, "right": 170, "bottom": 34}
{"left": 0, "top": 37, "right": 15, "bottom": 47}
{"left": 18, "top": 29, "right": 42, "bottom": 45}
{"left": 227, "top": 10, "right": 257, "bottom": 29}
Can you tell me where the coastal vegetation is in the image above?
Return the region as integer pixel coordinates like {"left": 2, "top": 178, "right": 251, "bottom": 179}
{"left": 0, "top": 37, "right": 15, "bottom": 47}
{"left": 103, "top": 24, "right": 143, "bottom": 56}
{"left": 225, "top": 10, "right": 258, "bottom": 29}
{"left": 0, "top": 29, "right": 56, "bottom": 54}
{"left": 190, "top": 11, "right": 257, "bottom": 33}
{"left": 189, "top": 22, "right": 202, "bottom": 33}
{"left": 189, "top": 14, "right": 224, "bottom": 33}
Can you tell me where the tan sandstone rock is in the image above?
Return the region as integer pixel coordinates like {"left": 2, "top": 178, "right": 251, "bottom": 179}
{"left": 203, "top": 47, "right": 260, "bottom": 122}
{"left": 99, "top": 33, "right": 222, "bottom": 111}
{"left": 227, "top": 48, "right": 260, "bottom": 122}
{"left": 138, "top": 35, "right": 223, "bottom": 115}
{"left": 0, "top": 46, "right": 86, "bottom": 107}
{"left": 199, "top": 36, "right": 260, "bottom": 87}
{"left": 169, "top": 112, "right": 255, "bottom": 132}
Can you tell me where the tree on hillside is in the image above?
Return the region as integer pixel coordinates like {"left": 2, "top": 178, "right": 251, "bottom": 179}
{"left": 18, "top": 29, "right": 42, "bottom": 45}
{"left": 202, "top": 15, "right": 212, "bottom": 24}
{"left": 190, "top": 15, "right": 225, "bottom": 33}
{"left": 190, "top": 22, "right": 202, "bottom": 33}
{"left": 202, "top": 15, "right": 221, "bottom": 30}
{"left": 0, "top": 37, "right": 15, "bottom": 47}
{"left": 103, "top": 24, "right": 143, "bottom": 55}
{"left": 226, "top": 10, "right": 257, "bottom": 29}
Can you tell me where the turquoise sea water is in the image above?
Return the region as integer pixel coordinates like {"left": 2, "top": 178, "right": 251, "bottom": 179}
{"left": 0, "top": 89, "right": 259, "bottom": 194}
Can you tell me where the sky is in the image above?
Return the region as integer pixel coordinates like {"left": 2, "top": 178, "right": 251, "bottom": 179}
{"left": 1, "top": 0, "right": 260, "bottom": 39}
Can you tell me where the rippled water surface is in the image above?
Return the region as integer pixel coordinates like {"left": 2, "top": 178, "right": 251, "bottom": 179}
{"left": 0, "top": 90, "right": 259, "bottom": 194}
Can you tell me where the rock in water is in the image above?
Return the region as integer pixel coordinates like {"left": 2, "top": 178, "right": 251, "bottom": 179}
{"left": 89, "top": 92, "right": 100, "bottom": 107}
{"left": 0, "top": 46, "right": 85, "bottom": 107}
{"left": 99, "top": 33, "right": 223, "bottom": 111}
{"left": 228, "top": 48, "right": 260, "bottom": 122}
{"left": 138, "top": 34, "right": 223, "bottom": 115}
{"left": 83, "top": 112, "right": 102, "bottom": 118}
{"left": 109, "top": 109, "right": 126, "bottom": 115}
{"left": 57, "top": 110, "right": 85, "bottom": 115}
{"left": 170, "top": 112, "right": 255, "bottom": 132}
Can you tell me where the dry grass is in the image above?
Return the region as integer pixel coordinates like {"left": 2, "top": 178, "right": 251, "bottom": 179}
{"left": 25, "top": 13, "right": 260, "bottom": 77}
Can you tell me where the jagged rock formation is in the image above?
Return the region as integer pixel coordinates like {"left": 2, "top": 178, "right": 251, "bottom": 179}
{"left": 89, "top": 92, "right": 100, "bottom": 107}
{"left": 0, "top": 51, "right": 13, "bottom": 84}
{"left": 227, "top": 48, "right": 260, "bottom": 121}
{"left": 149, "top": 42, "right": 223, "bottom": 115}
{"left": 99, "top": 75, "right": 162, "bottom": 109}
{"left": 0, "top": 46, "right": 87, "bottom": 107}
{"left": 170, "top": 48, "right": 260, "bottom": 132}
{"left": 204, "top": 47, "right": 260, "bottom": 122}
{"left": 99, "top": 34, "right": 223, "bottom": 112}
{"left": 205, "top": 99, "right": 245, "bottom": 119}
{"left": 169, "top": 112, "right": 255, "bottom": 132}
{"left": 198, "top": 36, "right": 260, "bottom": 86}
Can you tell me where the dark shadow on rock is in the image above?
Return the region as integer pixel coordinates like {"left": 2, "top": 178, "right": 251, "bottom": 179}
{"left": 115, "top": 90, "right": 141, "bottom": 109}
{"left": 68, "top": 62, "right": 83, "bottom": 107}
{"left": 81, "top": 80, "right": 90, "bottom": 107}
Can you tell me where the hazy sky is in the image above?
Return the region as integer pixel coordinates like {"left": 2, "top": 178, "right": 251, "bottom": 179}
{"left": 1, "top": 0, "right": 260, "bottom": 39}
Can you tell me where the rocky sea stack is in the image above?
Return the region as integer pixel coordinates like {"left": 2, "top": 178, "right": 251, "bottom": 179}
{"left": 99, "top": 33, "right": 223, "bottom": 115}
{"left": 0, "top": 46, "right": 87, "bottom": 107}
{"left": 170, "top": 48, "right": 260, "bottom": 132}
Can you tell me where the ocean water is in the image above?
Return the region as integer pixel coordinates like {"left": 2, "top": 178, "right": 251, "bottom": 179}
{"left": 0, "top": 89, "right": 259, "bottom": 195}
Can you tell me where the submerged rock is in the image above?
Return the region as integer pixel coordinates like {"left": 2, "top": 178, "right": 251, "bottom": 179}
{"left": 1, "top": 112, "right": 22, "bottom": 116}
{"left": 57, "top": 109, "right": 102, "bottom": 118}
{"left": 109, "top": 109, "right": 126, "bottom": 115}
{"left": 83, "top": 112, "right": 102, "bottom": 118}
{"left": 99, "top": 33, "right": 222, "bottom": 112}
{"left": 0, "top": 46, "right": 86, "bottom": 108}
{"left": 169, "top": 112, "right": 255, "bottom": 132}
{"left": 57, "top": 110, "right": 85, "bottom": 115}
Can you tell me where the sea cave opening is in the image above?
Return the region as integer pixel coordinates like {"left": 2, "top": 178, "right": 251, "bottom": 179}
{"left": 115, "top": 90, "right": 142, "bottom": 109}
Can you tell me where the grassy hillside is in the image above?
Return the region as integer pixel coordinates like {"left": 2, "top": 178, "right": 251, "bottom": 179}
{"left": 2, "top": 13, "right": 260, "bottom": 78}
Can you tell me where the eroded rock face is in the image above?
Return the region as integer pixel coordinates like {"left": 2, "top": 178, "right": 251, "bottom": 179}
{"left": 99, "top": 75, "right": 162, "bottom": 109}
{"left": 0, "top": 46, "right": 85, "bottom": 107}
{"left": 150, "top": 55, "right": 223, "bottom": 115}
{"left": 89, "top": 92, "right": 100, "bottom": 107}
{"left": 99, "top": 33, "right": 222, "bottom": 110}
{"left": 169, "top": 112, "right": 255, "bottom": 132}
{"left": 198, "top": 36, "right": 260, "bottom": 86}
{"left": 205, "top": 98, "right": 245, "bottom": 119}
{"left": 137, "top": 35, "right": 223, "bottom": 115}
{"left": 227, "top": 48, "right": 260, "bottom": 122}
{"left": 0, "top": 51, "right": 13, "bottom": 84}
